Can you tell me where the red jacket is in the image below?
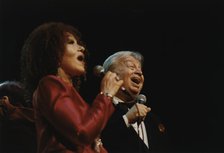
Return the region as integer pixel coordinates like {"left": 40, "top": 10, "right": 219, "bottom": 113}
{"left": 33, "top": 75, "right": 115, "bottom": 153}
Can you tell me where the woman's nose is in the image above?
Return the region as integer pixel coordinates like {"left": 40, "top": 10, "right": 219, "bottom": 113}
{"left": 78, "top": 45, "right": 85, "bottom": 52}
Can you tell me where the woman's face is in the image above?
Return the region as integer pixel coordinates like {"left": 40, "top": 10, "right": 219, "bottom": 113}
{"left": 59, "top": 32, "right": 86, "bottom": 78}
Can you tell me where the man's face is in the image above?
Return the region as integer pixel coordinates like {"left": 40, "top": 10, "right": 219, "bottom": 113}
{"left": 0, "top": 96, "right": 11, "bottom": 118}
{"left": 113, "top": 56, "right": 144, "bottom": 98}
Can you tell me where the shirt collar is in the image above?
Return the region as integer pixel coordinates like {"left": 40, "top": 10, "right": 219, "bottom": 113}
{"left": 113, "top": 96, "right": 124, "bottom": 105}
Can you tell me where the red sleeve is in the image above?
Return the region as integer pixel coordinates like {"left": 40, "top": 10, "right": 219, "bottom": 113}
{"left": 34, "top": 76, "right": 115, "bottom": 145}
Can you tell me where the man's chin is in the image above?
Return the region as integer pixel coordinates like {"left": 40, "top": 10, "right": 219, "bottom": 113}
{"left": 130, "top": 91, "right": 140, "bottom": 97}
{"left": 130, "top": 87, "right": 141, "bottom": 94}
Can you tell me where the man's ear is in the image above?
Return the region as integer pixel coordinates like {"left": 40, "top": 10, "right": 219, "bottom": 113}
{"left": 0, "top": 96, "right": 11, "bottom": 106}
{"left": 0, "top": 96, "right": 16, "bottom": 111}
{"left": 2, "top": 96, "right": 9, "bottom": 101}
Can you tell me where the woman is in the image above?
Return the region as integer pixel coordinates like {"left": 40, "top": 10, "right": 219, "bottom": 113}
{"left": 20, "top": 22, "right": 123, "bottom": 153}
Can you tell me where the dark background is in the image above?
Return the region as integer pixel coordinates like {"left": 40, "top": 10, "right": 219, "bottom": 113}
{"left": 1, "top": 0, "right": 224, "bottom": 152}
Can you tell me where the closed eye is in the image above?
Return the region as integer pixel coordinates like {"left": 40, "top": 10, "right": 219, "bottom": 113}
{"left": 67, "top": 40, "right": 75, "bottom": 44}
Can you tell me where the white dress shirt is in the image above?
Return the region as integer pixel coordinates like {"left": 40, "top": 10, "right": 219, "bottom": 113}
{"left": 113, "top": 97, "right": 149, "bottom": 148}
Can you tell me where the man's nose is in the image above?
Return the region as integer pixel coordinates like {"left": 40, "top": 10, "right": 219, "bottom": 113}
{"left": 135, "top": 69, "right": 143, "bottom": 76}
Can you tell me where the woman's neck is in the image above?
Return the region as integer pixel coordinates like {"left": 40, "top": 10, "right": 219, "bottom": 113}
{"left": 57, "top": 67, "right": 73, "bottom": 85}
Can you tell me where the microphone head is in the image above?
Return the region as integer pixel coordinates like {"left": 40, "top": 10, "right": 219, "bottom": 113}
{"left": 136, "top": 94, "right": 147, "bottom": 104}
{"left": 93, "top": 65, "right": 105, "bottom": 77}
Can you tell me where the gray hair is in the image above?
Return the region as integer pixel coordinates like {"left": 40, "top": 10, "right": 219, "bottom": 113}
{"left": 102, "top": 51, "right": 144, "bottom": 72}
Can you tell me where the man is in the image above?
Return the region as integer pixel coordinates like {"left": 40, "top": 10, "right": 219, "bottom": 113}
{"left": 0, "top": 81, "right": 37, "bottom": 153}
{"left": 100, "top": 51, "right": 166, "bottom": 153}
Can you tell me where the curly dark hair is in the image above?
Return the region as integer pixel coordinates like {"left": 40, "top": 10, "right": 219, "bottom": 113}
{"left": 20, "top": 22, "right": 88, "bottom": 104}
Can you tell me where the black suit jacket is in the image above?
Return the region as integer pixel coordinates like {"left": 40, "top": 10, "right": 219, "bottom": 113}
{"left": 101, "top": 103, "right": 167, "bottom": 153}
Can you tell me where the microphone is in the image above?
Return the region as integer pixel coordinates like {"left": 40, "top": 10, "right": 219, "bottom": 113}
{"left": 136, "top": 94, "right": 166, "bottom": 133}
{"left": 136, "top": 94, "right": 147, "bottom": 104}
{"left": 135, "top": 94, "right": 147, "bottom": 125}
{"left": 93, "top": 65, "right": 105, "bottom": 78}
{"left": 93, "top": 65, "right": 133, "bottom": 98}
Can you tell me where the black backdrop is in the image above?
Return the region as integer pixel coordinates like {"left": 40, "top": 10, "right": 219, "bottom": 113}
{"left": 1, "top": 0, "right": 224, "bottom": 152}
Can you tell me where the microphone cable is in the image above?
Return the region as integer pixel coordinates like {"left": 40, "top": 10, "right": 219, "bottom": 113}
{"left": 134, "top": 103, "right": 146, "bottom": 153}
